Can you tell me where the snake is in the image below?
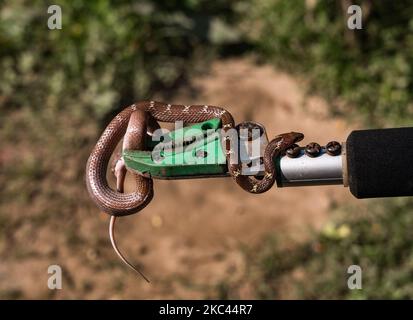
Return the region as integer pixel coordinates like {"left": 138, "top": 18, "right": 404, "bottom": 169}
{"left": 85, "top": 101, "right": 304, "bottom": 280}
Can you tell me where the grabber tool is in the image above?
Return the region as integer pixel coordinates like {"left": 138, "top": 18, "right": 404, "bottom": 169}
{"left": 86, "top": 101, "right": 413, "bottom": 280}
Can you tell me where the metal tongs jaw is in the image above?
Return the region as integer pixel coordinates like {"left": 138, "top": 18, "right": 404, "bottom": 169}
{"left": 123, "top": 119, "right": 271, "bottom": 179}
{"left": 123, "top": 118, "right": 229, "bottom": 179}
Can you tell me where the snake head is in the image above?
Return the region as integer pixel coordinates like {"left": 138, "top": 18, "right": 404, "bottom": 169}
{"left": 290, "top": 132, "right": 304, "bottom": 143}
{"left": 279, "top": 132, "right": 304, "bottom": 146}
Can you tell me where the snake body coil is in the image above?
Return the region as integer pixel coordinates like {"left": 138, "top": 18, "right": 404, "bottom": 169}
{"left": 86, "top": 101, "right": 304, "bottom": 216}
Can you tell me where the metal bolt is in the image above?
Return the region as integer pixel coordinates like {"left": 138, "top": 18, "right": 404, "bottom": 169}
{"left": 326, "top": 141, "right": 341, "bottom": 156}
{"left": 286, "top": 144, "right": 301, "bottom": 158}
{"left": 305, "top": 142, "right": 321, "bottom": 157}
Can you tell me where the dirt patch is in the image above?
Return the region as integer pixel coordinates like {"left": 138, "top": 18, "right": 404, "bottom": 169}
{"left": 0, "top": 58, "right": 358, "bottom": 299}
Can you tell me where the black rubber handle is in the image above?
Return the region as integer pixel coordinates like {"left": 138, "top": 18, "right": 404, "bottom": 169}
{"left": 346, "top": 127, "right": 413, "bottom": 198}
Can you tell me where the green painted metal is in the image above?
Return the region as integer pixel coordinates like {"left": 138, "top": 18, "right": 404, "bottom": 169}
{"left": 123, "top": 118, "right": 228, "bottom": 179}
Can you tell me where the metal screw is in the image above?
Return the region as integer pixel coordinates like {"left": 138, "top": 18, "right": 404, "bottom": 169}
{"left": 286, "top": 144, "right": 301, "bottom": 158}
{"left": 326, "top": 141, "right": 341, "bottom": 156}
{"left": 305, "top": 142, "right": 321, "bottom": 157}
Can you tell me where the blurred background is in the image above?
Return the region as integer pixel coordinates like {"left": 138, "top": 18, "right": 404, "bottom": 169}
{"left": 1, "top": 0, "right": 413, "bottom": 299}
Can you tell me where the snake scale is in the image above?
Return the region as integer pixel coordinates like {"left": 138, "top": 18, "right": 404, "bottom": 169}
{"left": 85, "top": 101, "right": 304, "bottom": 280}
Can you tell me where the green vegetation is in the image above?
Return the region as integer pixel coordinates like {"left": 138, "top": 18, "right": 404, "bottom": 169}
{"left": 254, "top": 199, "right": 413, "bottom": 299}
{"left": 247, "top": 0, "right": 413, "bottom": 126}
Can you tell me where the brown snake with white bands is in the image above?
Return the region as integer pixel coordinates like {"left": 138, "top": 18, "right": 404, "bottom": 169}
{"left": 85, "top": 101, "right": 303, "bottom": 280}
